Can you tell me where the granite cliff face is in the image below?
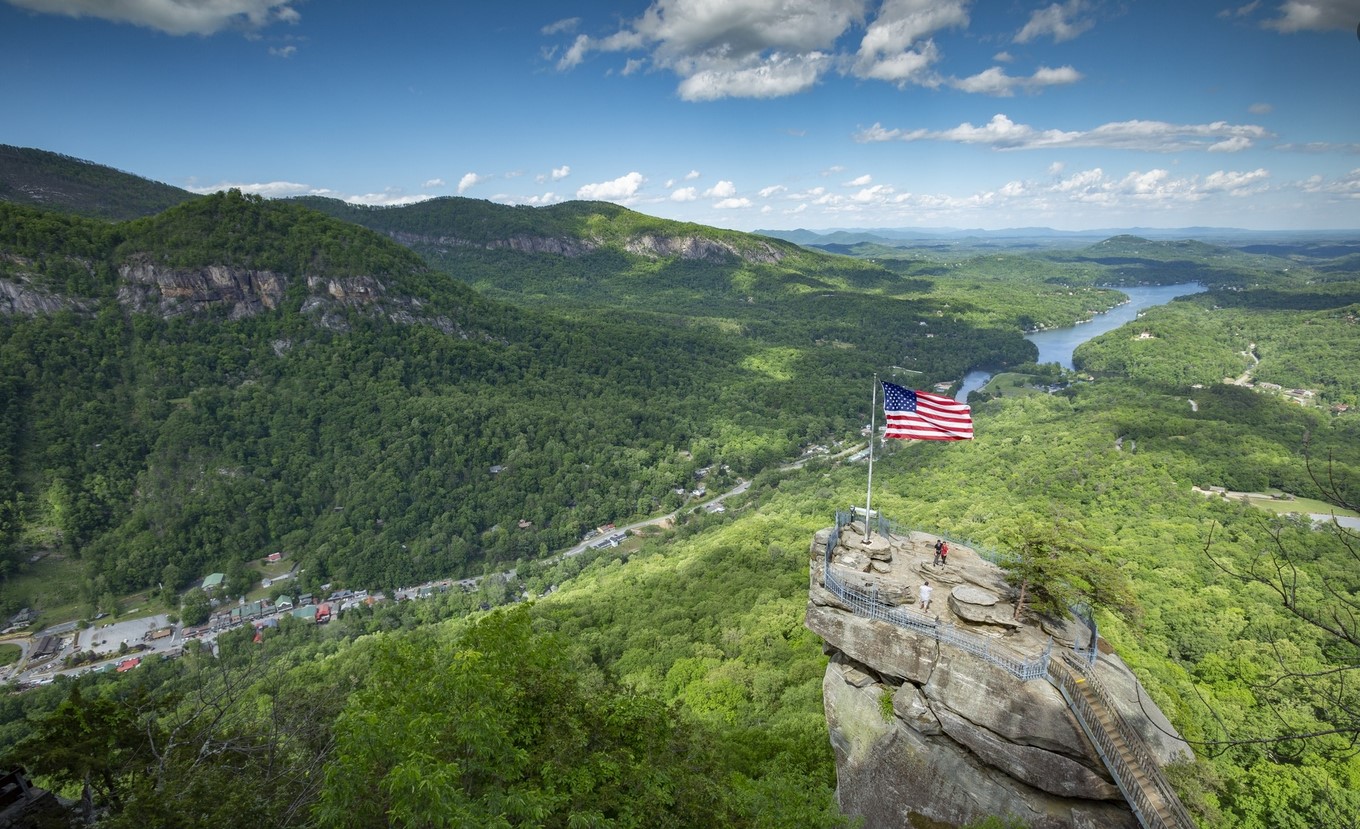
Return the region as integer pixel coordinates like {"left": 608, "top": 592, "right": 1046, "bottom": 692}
{"left": 389, "top": 229, "right": 788, "bottom": 265}
{"left": 118, "top": 260, "right": 288, "bottom": 319}
{"left": 2, "top": 254, "right": 471, "bottom": 337}
{"left": 0, "top": 275, "right": 89, "bottom": 316}
{"left": 806, "top": 523, "right": 1189, "bottom": 829}
{"left": 0, "top": 254, "right": 97, "bottom": 315}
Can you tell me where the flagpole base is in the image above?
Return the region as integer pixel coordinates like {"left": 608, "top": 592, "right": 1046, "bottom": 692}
{"left": 856, "top": 531, "right": 892, "bottom": 558}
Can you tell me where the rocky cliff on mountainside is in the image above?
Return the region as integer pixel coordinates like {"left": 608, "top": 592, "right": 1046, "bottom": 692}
{"left": 389, "top": 229, "right": 787, "bottom": 264}
{"left": 0, "top": 254, "right": 469, "bottom": 338}
{"left": 0, "top": 276, "right": 92, "bottom": 316}
{"left": 118, "top": 259, "right": 289, "bottom": 319}
{"left": 805, "top": 523, "right": 1190, "bottom": 829}
{"left": 115, "top": 261, "right": 472, "bottom": 335}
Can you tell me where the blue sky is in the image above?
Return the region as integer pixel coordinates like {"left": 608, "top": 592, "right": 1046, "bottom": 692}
{"left": 2, "top": 0, "right": 1358, "bottom": 231}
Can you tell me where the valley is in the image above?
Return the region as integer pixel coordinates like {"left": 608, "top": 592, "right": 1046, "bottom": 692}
{"left": 0, "top": 147, "right": 1358, "bottom": 828}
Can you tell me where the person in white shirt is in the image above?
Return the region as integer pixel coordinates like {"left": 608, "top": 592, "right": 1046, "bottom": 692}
{"left": 919, "top": 580, "right": 933, "bottom": 611}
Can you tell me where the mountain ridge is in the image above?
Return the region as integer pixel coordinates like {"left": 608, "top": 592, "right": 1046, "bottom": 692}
{"left": 0, "top": 144, "right": 197, "bottom": 220}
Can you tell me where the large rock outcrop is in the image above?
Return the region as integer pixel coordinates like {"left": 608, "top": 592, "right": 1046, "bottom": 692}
{"left": 119, "top": 260, "right": 287, "bottom": 318}
{"left": 0, "top": 277, "right": 89, "bottom": 316}
{"left": 0, "top": 254, "right": 96, "bottom": 316}
{"left": 806, "top": 523, "right": 1189, "bottom": 829}
{"left": 4, "top": 253, "right": 477, "bottom": 340}
{"left": 391, "top": 230, "right": 787, "bottom": 265}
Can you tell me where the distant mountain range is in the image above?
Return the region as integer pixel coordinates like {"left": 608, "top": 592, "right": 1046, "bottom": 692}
{"left": 0, "top": 142, "right": 1034, "bottom": 595}
{"left": 0, "top": 144, "right": 196, "bottom": 220}
{"left": 756, "top": 225, "right": 1360, "bottom": 246}
{"left": 4, "top": 143, "right": 1356, "bottom": 248}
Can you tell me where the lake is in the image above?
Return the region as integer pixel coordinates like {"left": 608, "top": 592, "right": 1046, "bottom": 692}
{"left": 955, "top": 282, "right": 1206, "bottom": 401}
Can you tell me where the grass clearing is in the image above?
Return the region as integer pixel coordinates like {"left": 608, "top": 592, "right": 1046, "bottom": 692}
{"left": 0, "top": 554, "right": 89, "bottom": 628}
{"left": 1243, "top": 493, "right": 1360, "bottom": 519}
{"left": 979, "top": 372, "right": 1047, "bottom": 399}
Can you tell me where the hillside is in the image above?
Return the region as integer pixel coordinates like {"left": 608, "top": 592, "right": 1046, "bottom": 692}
{"left": 291, "top": 195, "right": 896, "bottom": 308}
{"left": 2, "top": 152, "right": 1359, "bottom": 828}
{"left": 291, "top": 195, "right": 1068, "bottom": 381}
{"left": 0, "top": 186, "right": 1047, "bottom": 609}
{"left": 0, "top": 144, "right": 197, "bottom": 220}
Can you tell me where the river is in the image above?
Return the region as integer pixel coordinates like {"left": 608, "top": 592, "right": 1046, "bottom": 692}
{"left": 955, "top": 283, "right": 1206, "bottom": 401}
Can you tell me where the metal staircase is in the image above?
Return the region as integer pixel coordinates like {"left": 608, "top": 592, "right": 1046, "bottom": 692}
{"left": 1048, "top": 652, "right": 1198, "bottom": 829}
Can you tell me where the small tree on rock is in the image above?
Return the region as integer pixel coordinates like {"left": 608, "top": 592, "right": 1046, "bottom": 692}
{"left": 1000, "top": 516, "right": 1136, "bottom": 623}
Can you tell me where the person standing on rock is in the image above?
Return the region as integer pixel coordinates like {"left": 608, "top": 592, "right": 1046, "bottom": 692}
{"left": 919, "top": 580, "right": 933, "bottom": 611}
{"left": 939, "top": 541, "right": 949, "bottom": 567}
{"left": 933, "top": 539, "right": 943, "bottom": 566}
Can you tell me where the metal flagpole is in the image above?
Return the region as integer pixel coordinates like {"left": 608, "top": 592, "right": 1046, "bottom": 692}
{"left": 863, "top": 373, "right": 877, "bottom": 544}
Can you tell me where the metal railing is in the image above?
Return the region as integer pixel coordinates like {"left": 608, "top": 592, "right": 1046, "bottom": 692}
{"left": 835, "top": 508, "right": 900, "bottom": 541}
{"left": 818, "top": 512, "right": 1193, "bottom": 829}
{"left": 1050, "top": 653, "right": 1197, "bottom": 829}
{"left": 1070, "top": 602, "right": 1100, "bottom": 667}
{"left": 832, "top": 511, "right": 1100, "bottom": 665}
{"left": 821, "top": 518, "right": 1051, "bottom": 681}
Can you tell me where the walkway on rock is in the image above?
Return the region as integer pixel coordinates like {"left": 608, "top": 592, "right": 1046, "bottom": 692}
{"left": 1047, "top": 653, "right": 1197, "bottom": 829}
{"left": 817, "top": 514, "right": 1196, "bottom": 829}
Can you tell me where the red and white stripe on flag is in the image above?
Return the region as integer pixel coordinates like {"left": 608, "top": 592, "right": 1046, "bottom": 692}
{"left": 882, "top": 382, "right": 974, "bottom": 441}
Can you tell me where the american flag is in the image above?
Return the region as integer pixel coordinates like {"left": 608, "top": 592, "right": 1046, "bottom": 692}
{"left": 882, "top": 382, "right": 974, "bottom": 441}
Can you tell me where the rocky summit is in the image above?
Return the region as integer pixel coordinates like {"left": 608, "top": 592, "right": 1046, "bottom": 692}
{"left": 805, "top": 519, "right": 1190, "bottom": 829}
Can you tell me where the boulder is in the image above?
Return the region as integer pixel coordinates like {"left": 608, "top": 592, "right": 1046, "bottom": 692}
{"left": 892, "top": 682, "right": 942, "bottom": 736}
{"left": 806, "top": 527, "right": 1187, "bottom": 829}
{"left": 935, "top": 707, "right": 1120, "bottom": 800}
{"left": 824, "top": 661, "right": 1137, "bottom": 829}
{"left": 949, "top": 586, "right": 1023, "bottom": 629}
{"left": 923, "top": 646, "right": 1088, "bottom": 756}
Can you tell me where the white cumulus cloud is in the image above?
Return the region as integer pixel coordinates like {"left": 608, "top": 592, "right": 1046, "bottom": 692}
{"left": 671, "top": 187, "right": 698, "bottom": 201}
{"left": 1263, "top": 0, "right": 1358, "bottom": 32}
{"left": 852, "top": 184, "right": 896, "bottom": 202}
{"left": 423, "top": 178, "right": 446, "bottom": 189}
{"left": 186, "top": 180, "right": 330, "bottom": 198}
{"left": 551, "top": 0, "right": 977, "bottom": 100}
{"left": 856, "top": 113, "right": 1271, "bottom": 152}
{"left": 1202, "top": 168, "right": 1270, "bottom": 193}
{"left": 949, "top": 65, "right": 1082, "bottom": 96}
{"left": 5, "top": 0, "right": 300, "bottom": 35}
{"left": 577, "top": 171, "right": 646, "bottom": 200}
{"left": 677, "top": 52, "right": 830, "bottom": 101}
{"left": 852, "top": 0, "right": 967, "bottom": 86}
{"left": 705, "top": 180, "right": 737, "bottom": 198}
{"left": 346, "top": 192, "right": 434, "bottom": 207}
{"left": 1014, "top": 0, "right": 1094, "bottom": 43}
{"left": 541, "top": 17, "right": 579, "bottom": 36}
{"left": 1300, "top": 168, "right": 1360, "bottom": 196}
{"left": 1209, "top": 136, "right": 1253, "bottom": 152}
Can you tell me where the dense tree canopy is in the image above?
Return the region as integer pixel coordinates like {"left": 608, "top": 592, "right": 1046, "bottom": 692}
{"left": 2, "top": 175, "right": 1359, "bottom": 827}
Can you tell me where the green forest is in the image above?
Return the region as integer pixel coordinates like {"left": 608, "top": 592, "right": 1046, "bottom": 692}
{"left": 0, "top": 191, "right": 1045, "bottom": 600}
{"left": 1, "top": 153, "right": 1358, "bottom": 828}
